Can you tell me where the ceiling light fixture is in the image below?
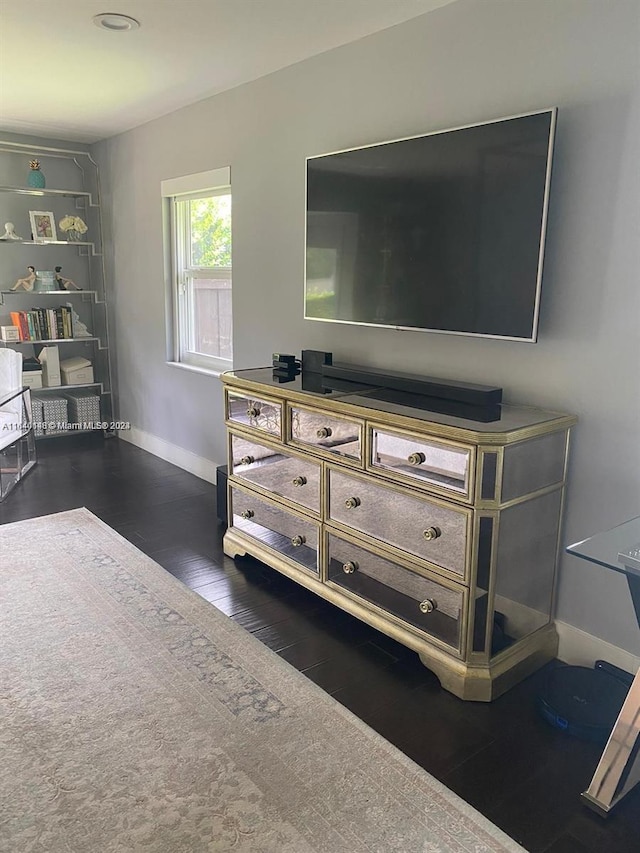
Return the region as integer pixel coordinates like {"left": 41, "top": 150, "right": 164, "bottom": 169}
{"left": 93, "top": 13, "right": 141, "bottom": 32}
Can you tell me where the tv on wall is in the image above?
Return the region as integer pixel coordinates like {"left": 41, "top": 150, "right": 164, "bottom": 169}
{"left": 305, "top": 109, "right": 556, "bottom": 342}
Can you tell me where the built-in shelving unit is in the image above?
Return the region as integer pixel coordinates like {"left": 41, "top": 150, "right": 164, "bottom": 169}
{"left": 0, "top": 140, "right": 113, "bottom": 439}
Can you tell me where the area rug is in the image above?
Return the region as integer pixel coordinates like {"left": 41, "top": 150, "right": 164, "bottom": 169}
{"left": 0, "top": 508, "right": 526, "bottom": 852}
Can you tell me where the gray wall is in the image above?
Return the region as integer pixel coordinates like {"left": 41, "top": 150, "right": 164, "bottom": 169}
{"left": 94, "top": 0, "right": 640, "bottom": 654}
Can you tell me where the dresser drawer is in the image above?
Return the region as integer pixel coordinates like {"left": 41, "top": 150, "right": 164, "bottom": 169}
{"left": 289, "top": 405, "right": 362, "bottom": 461}
{"left": 370, "top": 426, "right": 473, "bottom": 500}
{"left": 328, "top": 469, "right": 469, "bottom": 578}
{"left": 230, "top": 433, "right": 320, "bottom": 513}
{"left": 327, "top": 534, "right": 464, "bottom": 652}
{"left": 230, "top": 486, "right": 319, "bottom": 574}
{"left": 226, "top": 391, "right": 282, "bottom": 438}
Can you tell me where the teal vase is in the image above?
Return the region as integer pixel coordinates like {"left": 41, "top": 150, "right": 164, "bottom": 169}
{"left": 27, "top": 159, "right": 46, "bottom": 189}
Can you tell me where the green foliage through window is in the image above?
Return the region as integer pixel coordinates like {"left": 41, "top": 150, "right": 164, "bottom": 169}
{"left": 190, "top": 195, "right": 232, "bottom": 267}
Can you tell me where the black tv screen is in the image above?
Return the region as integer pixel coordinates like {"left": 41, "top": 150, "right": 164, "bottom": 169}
{"left": 305, "top": 109, "right": 556, "bottom": 342}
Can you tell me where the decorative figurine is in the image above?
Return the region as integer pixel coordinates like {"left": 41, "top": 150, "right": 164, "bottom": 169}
{"left": 0, "top": 222, "right": 22, "bottom": 241}
{"left": 55, "top": 265, "right": 82, "bottom": 291}
{"left": 68, "top": 306, "right": 91, "bottom": 338}
{"left": 27, "top": 159, "right": 46, "bottom": 189}
{"left": 11, "top": 266, "right": 36, "bottom": 291}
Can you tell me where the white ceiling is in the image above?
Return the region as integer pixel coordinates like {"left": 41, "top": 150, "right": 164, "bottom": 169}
{"left": 0, "top": 0, "right": 456, "bottom": 144}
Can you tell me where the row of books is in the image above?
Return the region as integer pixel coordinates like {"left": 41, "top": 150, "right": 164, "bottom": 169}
{"left": 10, "top": 307, "right": 75, "bottom": 341}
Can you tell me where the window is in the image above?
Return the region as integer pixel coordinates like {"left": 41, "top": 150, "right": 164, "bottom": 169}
{"left": 162, "top": 168, "right": 232, "bottom": 373}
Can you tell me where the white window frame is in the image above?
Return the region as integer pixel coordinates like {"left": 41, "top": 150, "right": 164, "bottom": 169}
{"left": 162, "top": 167, "right": 232, "bottom": 374}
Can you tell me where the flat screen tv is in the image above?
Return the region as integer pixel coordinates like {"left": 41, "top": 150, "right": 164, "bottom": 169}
{"left": 305, "top": 109, "right": 556, "bottom": 342}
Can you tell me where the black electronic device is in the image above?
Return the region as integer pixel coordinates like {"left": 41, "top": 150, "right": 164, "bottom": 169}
{"left": 536, "top": 665, "right": 630, "bottom": 743}
{"left": 273, "top": 359, "right": 301, "bottom": 371}
{"left": 301, "top": 372, "right": 332, "bottom": 394}
{"left": 320, "top": 363, "right": 502, "bottom": 407}
{"left": 272, "top": 366, "right": 300, "bottom": 380}
{"left": 594, "top": 659, "right": 634, "bottom": 688}
{"left": 363, "top": 388, "right": 501, "bottom": 423}
{"left": 305, "top": 109, "right": 556, "bottom": 342}
{"left": 301, "top": 349, "right": 333, "bottom": 374}
{"left": 272, "top": 353, "right": 297, "bottom": 365}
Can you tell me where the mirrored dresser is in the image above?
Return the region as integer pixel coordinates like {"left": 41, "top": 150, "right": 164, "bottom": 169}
{"left": 221, "top": 367, "right": 577, "bottom": 701}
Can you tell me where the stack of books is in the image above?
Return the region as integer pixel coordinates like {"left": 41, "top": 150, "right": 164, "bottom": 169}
{"left": 9, "top": 307, "right": 76, "bottom": 341}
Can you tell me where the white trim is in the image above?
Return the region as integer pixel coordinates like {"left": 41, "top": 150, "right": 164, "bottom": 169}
{"left": 556, "top": 620, "right": 640, "bottom": 675}
{"left": 166, "top": 360, "right": 222, "bottom": 377}
{"left": 119, "top": 426, "right": 219, "bottom": 484}
{"left": 161, "top": 167, "right": 230, "bottom": 198}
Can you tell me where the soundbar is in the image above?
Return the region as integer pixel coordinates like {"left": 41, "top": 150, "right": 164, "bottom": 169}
{"left": 364, "top": 388, "right": 501, "bottom": 423}
{"left": 320, "top": 363, "right": 502, "bottom": 407}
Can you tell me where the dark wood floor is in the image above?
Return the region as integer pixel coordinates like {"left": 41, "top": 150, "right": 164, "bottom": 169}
{"left": 2, "top": 436, "right": 639, "bottom": 853}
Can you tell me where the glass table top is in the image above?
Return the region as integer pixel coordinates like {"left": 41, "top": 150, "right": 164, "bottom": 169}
{"left": 567, "top": 517, "right": 640, "bottom": 579}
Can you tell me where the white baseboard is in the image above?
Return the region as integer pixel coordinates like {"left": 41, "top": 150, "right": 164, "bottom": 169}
{"left": 119, "top": 426, "right": 219, "bottom": 484}
{"left": 556, "top": 620, "right": 640, "bottom": 675}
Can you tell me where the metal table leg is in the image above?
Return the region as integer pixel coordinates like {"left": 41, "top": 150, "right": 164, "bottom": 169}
{"left": 582, "top": 575, "right": 640, "bottom": 815}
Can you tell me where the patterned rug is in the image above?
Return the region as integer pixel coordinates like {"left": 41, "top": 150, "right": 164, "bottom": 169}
{"left": 0, "top": 508, "right": 526, "bottom": 852}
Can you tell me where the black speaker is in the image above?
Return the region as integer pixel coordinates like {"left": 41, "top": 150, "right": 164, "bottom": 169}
{"left": 271, "top": 352, "right": 297, "bottom": 365}
{"left": 321, "top": 363, "right": 502, "bottom": 406}
{"left": 301, "top": 350, "right": 332, "bottom": 374}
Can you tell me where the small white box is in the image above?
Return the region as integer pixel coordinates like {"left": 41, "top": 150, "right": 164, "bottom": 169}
{"left": 22, "top": 370, "right": 43, "bottom": 389}
{"left": 39, "top": 345, "right": 61, "bottom": 387}
{"left": 1, "top": 325, "right": 20, "bottom": 342}
{"left": 60, "top": 356, "right": 94, "bottom": 385}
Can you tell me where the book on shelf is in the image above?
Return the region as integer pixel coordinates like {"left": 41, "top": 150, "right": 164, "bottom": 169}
{"left": 6, "top": 307, "right": 81, "bottom": 342}
{"left": 26, "top": 312, "right": 37, "bottom": 341}
{"left": 10, "top": 311, "right": 29, "bottom": 341}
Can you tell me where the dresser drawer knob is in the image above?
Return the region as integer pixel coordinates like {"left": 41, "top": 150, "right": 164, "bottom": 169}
{"left": 291, "top": 535, "right": 306, "bottom": 547}
{"left": 240, "top": 455, "right": 255, "bottom": 465}
{"left": 247, "top": 405, "right": 261, "bottom": 418}
{"left": 408, "top": 451, "right": 426, "bottom": 465}
{"left": 240, "top": 509, "right": 255, "bottom": 519}
{"left": 342, "top": 561, "right": 359, "bottom": 574}
{"left": 344, "top": 496, "right": 361, "bottom": 509}
{"left": 316, "top": 426, "right": 333, "bottom": 438}
{"left": 292, "top": 475, "right": 307, "bottom": 487}
{"left": 423, "top": 526, "right": 441, "bottom": 541}
{"left": 419, "top": 598, "right": 437, "bottom": 614}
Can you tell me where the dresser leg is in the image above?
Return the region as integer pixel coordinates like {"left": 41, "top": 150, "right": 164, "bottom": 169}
{"left": 418, "top": 653, "right": 492, "bottom": 701}
{"left": 222, "top": 530, "right": 248, "bottom": 560}
{"left": 419, "top": 625, "right": 558, "bottom": 702}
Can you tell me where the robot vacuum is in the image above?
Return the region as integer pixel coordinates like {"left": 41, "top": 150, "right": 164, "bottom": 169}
{"left": 537, "top": 664, "right": 630, "bottom": 743}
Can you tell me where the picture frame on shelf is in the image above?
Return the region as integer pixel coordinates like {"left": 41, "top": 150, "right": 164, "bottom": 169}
{"left": 29, "top": 210, "right": 57, "bottom": 243}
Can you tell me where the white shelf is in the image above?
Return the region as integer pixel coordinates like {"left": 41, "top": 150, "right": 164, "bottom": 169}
{"left": 32, "top": 383, "right": 110, "bottom": 393}
{"left": 0, "top": 185, "right": 92, "bottom": 200}
{"left": 1, "top": 290, "right": 95, "bottom": 295}
{"left": 2, "top": 337, "right": 98, "bottom": 344}
{"left": 0, "top": 238, "right": 94, "bottom": 247}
